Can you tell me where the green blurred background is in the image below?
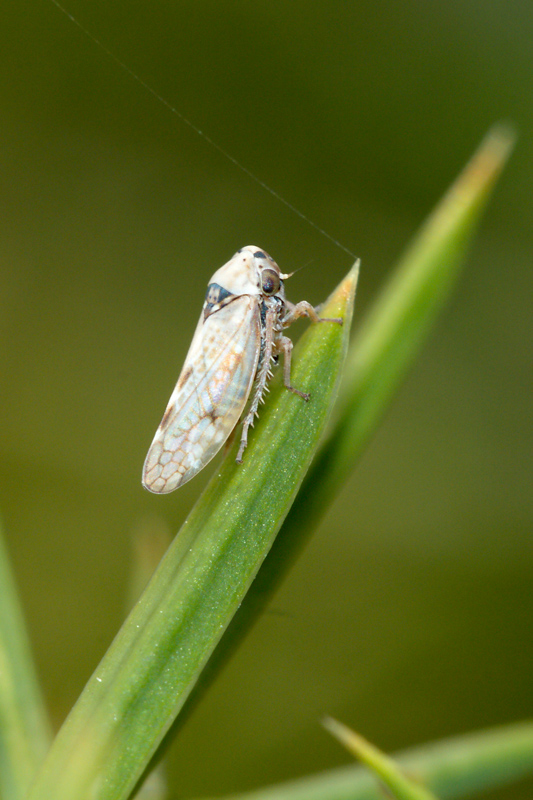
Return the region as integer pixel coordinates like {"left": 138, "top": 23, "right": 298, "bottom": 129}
{"left": 1, "top": 1, "right": 532, "bottom": 796}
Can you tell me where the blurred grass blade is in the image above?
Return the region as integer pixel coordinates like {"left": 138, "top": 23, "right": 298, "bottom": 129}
{"left": 308, "top": 124, "right": 516, "bottom": 510}
{"left": 322, "top": 717, "right": 439, "bottom": 800}
{"left": 227, "top": 720, "right": 533, "bottom": 800}
{"left": 27, "top": 266, "right": 358, "bottom": 800}
{"left": 0, "top": 519, "right": 51, "bottom": 800}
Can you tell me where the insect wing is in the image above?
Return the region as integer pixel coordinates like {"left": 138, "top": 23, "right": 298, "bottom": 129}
{"left": 143, "top": 296, "right": 260, "bottom": 493}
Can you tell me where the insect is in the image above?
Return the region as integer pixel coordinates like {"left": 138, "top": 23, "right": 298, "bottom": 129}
{"left": 142, "top": 246, "right": 342, "bottom": 493}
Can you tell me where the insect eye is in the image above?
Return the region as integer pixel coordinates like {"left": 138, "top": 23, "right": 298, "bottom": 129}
{"left": 261, "top": 268, "right": 280, "bottom": 295}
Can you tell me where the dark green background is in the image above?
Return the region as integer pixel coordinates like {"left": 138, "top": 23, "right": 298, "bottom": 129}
{"left": 1, "top": 1, "right": 532, "bottom": 796}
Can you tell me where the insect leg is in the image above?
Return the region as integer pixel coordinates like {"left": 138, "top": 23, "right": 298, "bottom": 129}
{"left": 279, "top": 335, "right": 310, "bottom": 400}
{"left": 236, "top": 308, "right": 276, "bottom": 464}
{"left": 278, "top": 300, "right": 343, "bottom": 402}
{"left": 283, "top": 300, "right": 343, "bottom": 327}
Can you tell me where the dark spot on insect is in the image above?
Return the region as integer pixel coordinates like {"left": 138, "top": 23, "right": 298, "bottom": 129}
{"left": 204, "top": 283, "right": 234, "bottom": 318}
{"left": 160, "top": 403, "right": 175, "bottom": 427}
{"left": 206, "top": 283, "right": 230, "bottom": 305}
{"left": 177, "top": 365, "right": 193, "bottom": 390}
{"left": 208, "top": 409, "right": 218, "bottom": 422}
{"left": 254, "top": 250, "right": 266, "bottom": 258}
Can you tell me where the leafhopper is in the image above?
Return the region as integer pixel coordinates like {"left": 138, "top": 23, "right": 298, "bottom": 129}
{"left": 142, "top": 246, "right": 342, "bottom": 493}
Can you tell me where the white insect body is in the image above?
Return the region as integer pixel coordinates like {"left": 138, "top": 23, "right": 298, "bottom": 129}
{"left": 142, "top": 246, "right": 341, "bottom": 493}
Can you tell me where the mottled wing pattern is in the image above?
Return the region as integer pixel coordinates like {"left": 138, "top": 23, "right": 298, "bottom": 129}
{"left": 143, "top": 296, "right": 260, "bottom": 493}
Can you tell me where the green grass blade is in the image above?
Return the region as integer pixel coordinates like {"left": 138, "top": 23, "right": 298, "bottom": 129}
{"left": 225, "top": 720, "right": 533, "bottom": 800}
{"left": 322, "top": 718, "right": 439, "bottom": 800}
{"left": 307, "top": 123, "right": 516, "bottom": 511}
{"left": 27, "top": 266, "right": 358, "bottom": 800}
{"left": 126, "top": 518, "right": 171, "bottom": 800}
{"left": 0, "top": 520, "right": 51, "bottom": 800}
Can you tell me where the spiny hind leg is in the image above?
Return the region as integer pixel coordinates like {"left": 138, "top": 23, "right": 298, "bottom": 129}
{"left": 236, "top": 309, "right": 275, "bottom": 464}
{"left": 283, "top": 300, "right": 343, "bottom": 327}
{"left": 235, "top": 303, "right": 342, "bottom": 463}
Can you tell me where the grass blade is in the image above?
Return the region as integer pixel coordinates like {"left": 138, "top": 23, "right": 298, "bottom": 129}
{"left": 323, "top": 717, "right": 439, "bottom": 800}
{"left": 0, "top": 520, "right": 51, "bottom": 800}
{"left": 27, "top": 266, "right": 358, "bottom": 800}
{"left": 309, "top": 123, "right": 516, "bottom": 510}
{"left": 225, "top": 720, "right": 533, "bottom": 800}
